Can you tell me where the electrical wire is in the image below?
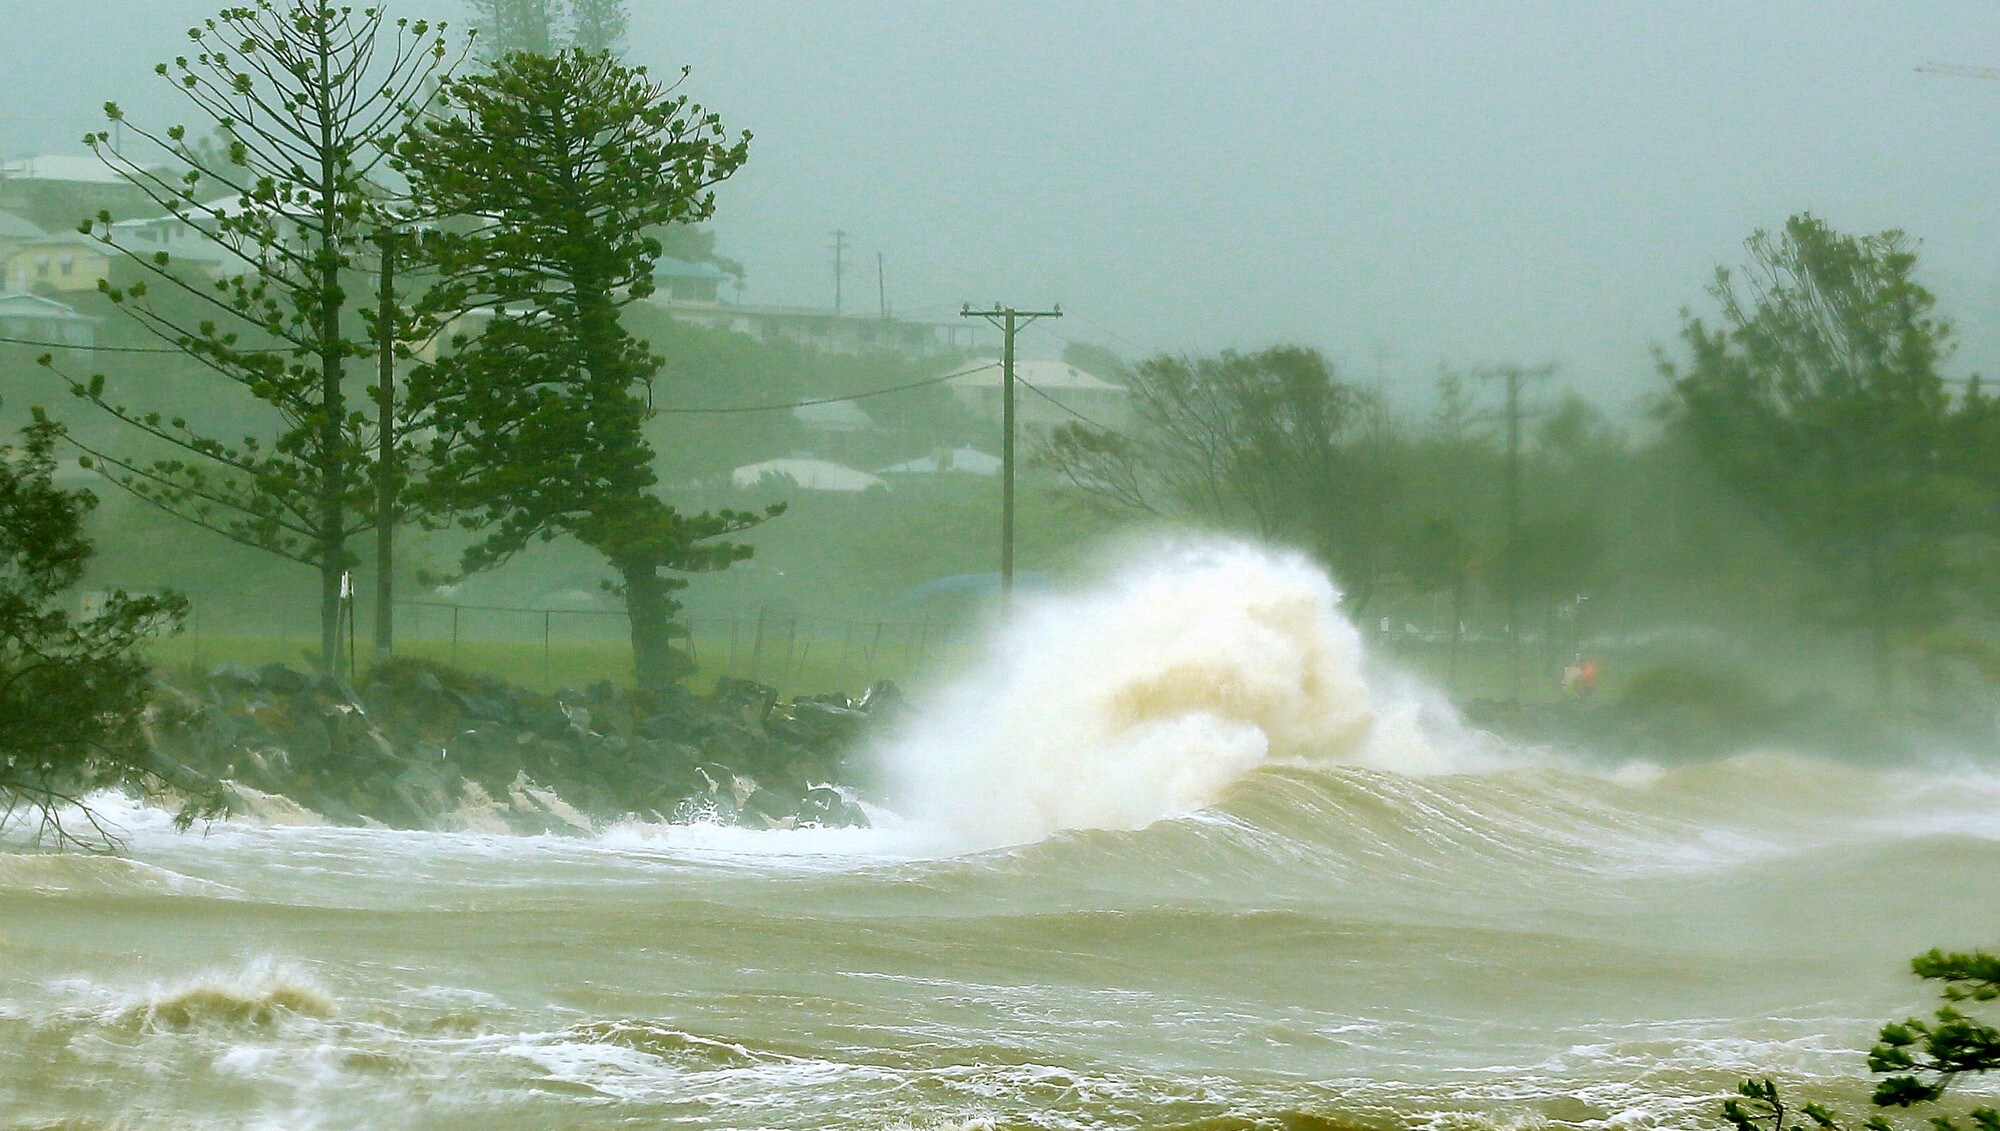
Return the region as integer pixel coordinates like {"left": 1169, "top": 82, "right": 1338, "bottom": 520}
{"left": 1017, "top": 375, "right": 1127, "bottom": 436}
{"left": 0, "top": 334, "right": 184, "bottom": 354}
{"left": 649, "top": 359, "right": 997, "bottom": 415}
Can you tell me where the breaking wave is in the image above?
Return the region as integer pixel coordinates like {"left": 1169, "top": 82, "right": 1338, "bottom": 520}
{"left": 878, "top": 538, "right": 1499, "bottom": 849}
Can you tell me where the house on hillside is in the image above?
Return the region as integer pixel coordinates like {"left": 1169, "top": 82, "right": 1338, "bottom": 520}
{"left": 654, "top": 256, "right": 729, "bottom": 303}
{"left": 790, "top": 399, "right": 875, "bottom": 435}
{"left": 947, "top": 357, "right": 1129, "bottom": 433}
{"left": 0, "top": 292, "right": 97, "bottom": 348}
{"left": 108, "top": 208, "right": 242, "bottom": 282}
{"left": 0, "top": 211, "right": 45, "bottom": 257}
{"left": 877, "top": 446, "right": 1002, "bottom": 477}
{"left": 0, "top": 155, "right": 167, "bottom": 233}
{"left": 658, "top": 298, "right": 973, "bottom": 356}
{"left": 2, "top": 233, "right": 113, "bottom": 296}
{"left": 646, "top": 254, "right": 974, "bottom": 357}
{"left": 730, "top": 457, "right": 886, "bottom": 493}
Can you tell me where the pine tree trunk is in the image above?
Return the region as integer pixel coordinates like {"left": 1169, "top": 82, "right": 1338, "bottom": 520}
{"left": 620, "top": 558, "right": 678, "bottom": 696}
{"left": 313, "top": 11, "right": 347, "bottom": 680}
{"left": 320, "top": 556, "right": 344, "bottom": 682}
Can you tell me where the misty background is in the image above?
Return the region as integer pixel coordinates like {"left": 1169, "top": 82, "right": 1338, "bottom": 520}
{"left": 4, "top": 2, "right": 1999, "bottom": 408}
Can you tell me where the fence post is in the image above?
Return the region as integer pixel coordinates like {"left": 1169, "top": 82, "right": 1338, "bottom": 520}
{"left": 782, "top": 618, "right": 798, "bottom": 684}
{"left": 729, "top": 618, "right": 740, "bottom": 672}
{"left": 687, "top": 615, "right": 698, "bottom": 668}
{"left": 749, "top": 608, "right": 767, "bottom": 682}
{"left": 542, "top": 610, "right": 552, "bottom": 684}
{"left": 870, "top": 621, "right": 884, "bottom": 667}
{"left": 450, "top": 605, "right": 460, "bottom": 667}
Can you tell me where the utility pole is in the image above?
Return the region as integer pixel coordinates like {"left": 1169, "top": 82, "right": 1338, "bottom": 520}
{"left": 877, "top": 252, "right": 887, "bottom": 320}
{"left": 1480, "top": 364, "right": 1551, "bottom": 702}
{"left": 831, "top": 229, "right": 849, "bottom": 313}
{"left": 960, "top": 303, "right": 1062, "bottom": 615}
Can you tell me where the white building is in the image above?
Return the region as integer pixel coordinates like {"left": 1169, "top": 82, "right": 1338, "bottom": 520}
{"left": 0, "top": 291, "right": 97, "bottom": 348}
{"left": 730, "top": 457, "right": 886, "bottom": 493}
{"left": 947, "top": 357, "right": 1128, "bottom": 432}
{"left": 877, "top": 446, "right": 1002, "bottom": 477}
{"left": 790, "top": 399, "right": 875, "bottom": 434}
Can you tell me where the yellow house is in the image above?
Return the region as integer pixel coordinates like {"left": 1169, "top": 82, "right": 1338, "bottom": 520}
{"left": 4, "top": 235, "right": 112, "bottom": 295}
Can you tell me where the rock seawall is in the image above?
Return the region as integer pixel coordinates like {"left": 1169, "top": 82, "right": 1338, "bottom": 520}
{"left": 145, "top": 659, "right": 892, "bottom": 833}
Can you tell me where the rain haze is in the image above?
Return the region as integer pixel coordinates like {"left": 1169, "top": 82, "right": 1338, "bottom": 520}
{"left": 4, "top": 3, "right": 2000, "bottom": 402}
{"left": 7, "top": 3, "right": 2000, "bottom": 1129}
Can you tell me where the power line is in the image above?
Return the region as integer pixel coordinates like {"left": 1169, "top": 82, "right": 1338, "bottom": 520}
{"left": 960, "top": 303, "right": 1063, "bottom": 614}
{"left": 1060, "top": 306, "right": 1149, "bottom": 355}
{"left": 1017, "top": 375, "right": 1124, "bottom": 435}
{"left": 650, "top": 360, "right": 992, "bottom": 415}
{"left": 0, "top": 334, "right": 184, "bottom": 354}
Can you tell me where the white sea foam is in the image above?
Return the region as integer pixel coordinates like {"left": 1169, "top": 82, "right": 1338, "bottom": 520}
{"left": 878, "top": 537, "right": 1496, "bottom": 849}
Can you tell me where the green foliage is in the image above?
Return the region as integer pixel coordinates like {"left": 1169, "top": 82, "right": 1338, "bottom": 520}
{"left": 1722, "top": 1079, "right": 1850, "bottom": 1131}
{"left": 50, "top": 0, "right": 457, "bottom": 674}
{"left": 398, "top": 49, "right": 770, "bottom": 690}
{"left": 467, "top": 0, "right": 626, "bottom": 58}
{"left": 1725, "top": 949, "right": 2000, "bottom": 1131}
{"left": 568, "top": 0, "right": 628, "bottom": 53}
{"left": 467, "top": 0, "right": 560, "bottom": 57}
{"left": 1042, "top": 345, "right": 1401, "bottom": 610}
{"left": 1665, "top": 214, "right": 1974, "bottom": 698}
{"left": 0, "top": 412, "right": 219, "bottom": 849}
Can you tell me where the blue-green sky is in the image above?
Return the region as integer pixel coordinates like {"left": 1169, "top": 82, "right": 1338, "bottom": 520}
{"left": 5, "top": 2, "right": 1998, "bottom": 407}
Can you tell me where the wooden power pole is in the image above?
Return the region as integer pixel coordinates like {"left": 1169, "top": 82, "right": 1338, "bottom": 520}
{"left": 1480, "top": 364, "right": 1550, "bottom": 701}
{"left": 831, "top": 229, "right": 849, "bottom": 313}
{"left": 960, "top": 303, "right": 1062, "bottom": 614}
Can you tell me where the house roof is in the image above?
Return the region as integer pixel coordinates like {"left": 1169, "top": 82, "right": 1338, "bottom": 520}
{"left": 0, "top": 155, "right": 133, "bottom": 185}
{"left": 6, "top": 231, "right": 109, "bottom": 254}
{"left": 655, "top": 255, "right": 729, "bottom": 281}
{"left": 0, "top": 211, "right": 45, "bottom": 242}
{"left": 946, "top": 357, "right": 1126, "bottom": 392}
{"left": 0, "top": 291, "right": 96, "bottom": 322}
{"left": 790, "top": 399, "right": 875, "bottom": 431}
{"left": 730, "top": 457, "right": 885, "bottom": 493}
{"left": 878, "top": 446, "right": 1002, "bottom": 476}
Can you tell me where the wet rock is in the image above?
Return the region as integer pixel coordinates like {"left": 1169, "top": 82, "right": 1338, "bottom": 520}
{"left": 149, "top": 656, "right": 901, "bottom": 834}
{"left": 859, "top": 679, "right": 904, "bottom": 716}
{"left": 257, "top": 663, "right": 311, "bottom": 697}
{"left": 710, "top": 677, "right": 777, "bottom": 725}
{"left": 208, "top": 661, "right": 262, "bottom": 691}
{"left": 796, "top": 785, "right": 869, "bottom": 829}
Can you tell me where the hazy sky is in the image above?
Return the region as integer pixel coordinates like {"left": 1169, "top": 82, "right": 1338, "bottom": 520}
{"left": 5, "top": 2, "right": 2000, "bottom": 409}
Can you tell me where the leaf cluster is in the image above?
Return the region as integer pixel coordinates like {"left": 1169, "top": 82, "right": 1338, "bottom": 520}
{"left": 394, "top": 48, "right": 771, "bottom": 590}
{"left": 0, "top": 412, "right": 221, "bottom": 850}
{"left": 1724, "top": 949, "right": 2000, "bottom": 1131}
{"left": 1040, "top": 345, "right": 1402, "bottom": 608}
{"left": 49, "top": 1, "right": 458, "bottom": 567}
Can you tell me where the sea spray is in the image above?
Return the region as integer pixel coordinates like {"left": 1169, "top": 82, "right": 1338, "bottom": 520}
{"left": 879, "top": 538, "right": 1474, "bottom": 848}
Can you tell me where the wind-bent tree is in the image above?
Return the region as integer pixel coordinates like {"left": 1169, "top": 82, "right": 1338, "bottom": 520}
{"left": 1043, "top": 345, "right": 1401, "bottom": 610}
{"left": 46, "top": 1, "right": 455, "bottom": 676}
{"left": 398, "top": 50, "right": 771, "bottom": 692}
{"left": 1664, "top": 214, "right": 1965, "bottom": 700}
{"left": 0, "top": 411, "right": 222, "bottom": 849}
